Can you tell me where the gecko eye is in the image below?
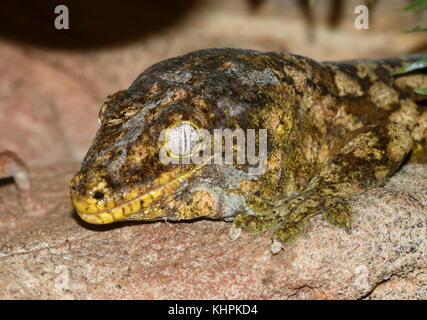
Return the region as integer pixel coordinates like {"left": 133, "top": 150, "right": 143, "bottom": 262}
{"left": 98, "top": 103, "right": 108, "bottom": 125}
{"left": 164, "top": 121, "right": 204, "bottom": 158}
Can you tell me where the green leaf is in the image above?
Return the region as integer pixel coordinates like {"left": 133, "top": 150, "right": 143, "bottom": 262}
{"left": 403, "top": 0, "right": 427, "bottom": 12}
{"left": 402, "top": 26, "right": 427, "bottom": 33}
{"left": 392, "top": 56, "right": 427, "bottom": 75}
{"left": 415, "top": 88, "right": 427, "bottom": 95}
{"left": 309, "top": 0, "right": 316, "bottom": 6}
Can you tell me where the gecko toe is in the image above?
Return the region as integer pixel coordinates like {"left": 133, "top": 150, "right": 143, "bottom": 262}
{"left": 232, "top": 212, "right": 280, "bottom": 235}
{"left": 271, "top": 218, "right": 307, "bottom": 244}
{"left": 271, "top": 240, "right": 283, "bottom": 254}
{"left": 322, "top": 196, "right": 353, "bottom": 233}
{"left": 228, "top": 226, "right": 242, "bottom": 241}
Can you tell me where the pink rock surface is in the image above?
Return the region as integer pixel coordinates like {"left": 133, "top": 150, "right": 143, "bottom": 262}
{"left": 0, "top": 164, "right": 425, "bottom": 299}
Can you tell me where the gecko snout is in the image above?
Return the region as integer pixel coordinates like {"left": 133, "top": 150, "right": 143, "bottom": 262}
{"left": 69, "top": 171, "right": 118, "bottom": 223}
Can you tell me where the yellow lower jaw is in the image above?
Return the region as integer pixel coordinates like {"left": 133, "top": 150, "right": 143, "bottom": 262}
{"left": 72, "top": 165, "right": 205, "bottom": 224}
{"left": 75, "top": 179, "right": 181, "bottom": 224}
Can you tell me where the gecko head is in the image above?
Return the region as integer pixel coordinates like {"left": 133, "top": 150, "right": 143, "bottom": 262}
{"left": 70, "top": 87, "right": 242, "bottom": 225}
{"left": 70, "top": 88, "right": 216, "bottom": 225}
{"left": 70, "top": 49, "right": 288, "bottom": 225}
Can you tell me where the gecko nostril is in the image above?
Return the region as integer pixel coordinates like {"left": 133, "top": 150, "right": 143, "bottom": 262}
{"left": 93, "top": 191, "right": 105, "bottom": 200}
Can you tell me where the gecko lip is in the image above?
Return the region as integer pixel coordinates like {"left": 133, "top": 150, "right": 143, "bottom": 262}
{"left": 72, "top": 166, "right": 203, "bottom": 224}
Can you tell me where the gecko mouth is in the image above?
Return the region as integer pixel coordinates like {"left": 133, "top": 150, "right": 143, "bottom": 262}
{"left": 72, "top": 166, "right": 202, "bottom": 224}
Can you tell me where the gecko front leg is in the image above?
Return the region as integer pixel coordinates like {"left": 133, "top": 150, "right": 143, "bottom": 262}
{"left": 0, "top": 151, "right": 46, "bottom": 220}
{"left": 231, "top": 123, "right": 413, "bottom": 253}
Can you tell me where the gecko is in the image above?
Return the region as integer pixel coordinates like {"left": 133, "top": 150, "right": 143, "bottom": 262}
{"left": 70, "top": 48, "right": 427, "bottom": 253}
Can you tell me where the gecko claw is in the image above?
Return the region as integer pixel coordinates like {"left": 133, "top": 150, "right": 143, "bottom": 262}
{"left": 271, "top": 240, "right": 283, "bottom": 255}
{"left": 228, "top": 226, "right": 242, "bottom": 241}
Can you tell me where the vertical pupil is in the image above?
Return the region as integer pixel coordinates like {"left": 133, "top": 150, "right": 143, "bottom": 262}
{"left": 183, "top": 128, "right": 188, "bottom": 153}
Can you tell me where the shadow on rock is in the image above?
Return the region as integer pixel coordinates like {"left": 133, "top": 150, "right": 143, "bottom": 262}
{"left": 0, "top": 0, "right": 199, "bottom": 50}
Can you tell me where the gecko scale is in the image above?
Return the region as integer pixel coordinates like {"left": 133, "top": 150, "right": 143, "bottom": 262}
{"left": 70, "top": 48, "right": 427, "bottom": 253}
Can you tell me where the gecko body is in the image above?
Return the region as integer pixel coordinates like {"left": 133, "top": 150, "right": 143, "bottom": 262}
{"left": 70, "top": 48, "right": 427, "bottom": 252}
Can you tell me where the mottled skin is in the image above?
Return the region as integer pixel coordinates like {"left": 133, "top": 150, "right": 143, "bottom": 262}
{"left": 70, "top": 48, "right": 427, "bottom": 253}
